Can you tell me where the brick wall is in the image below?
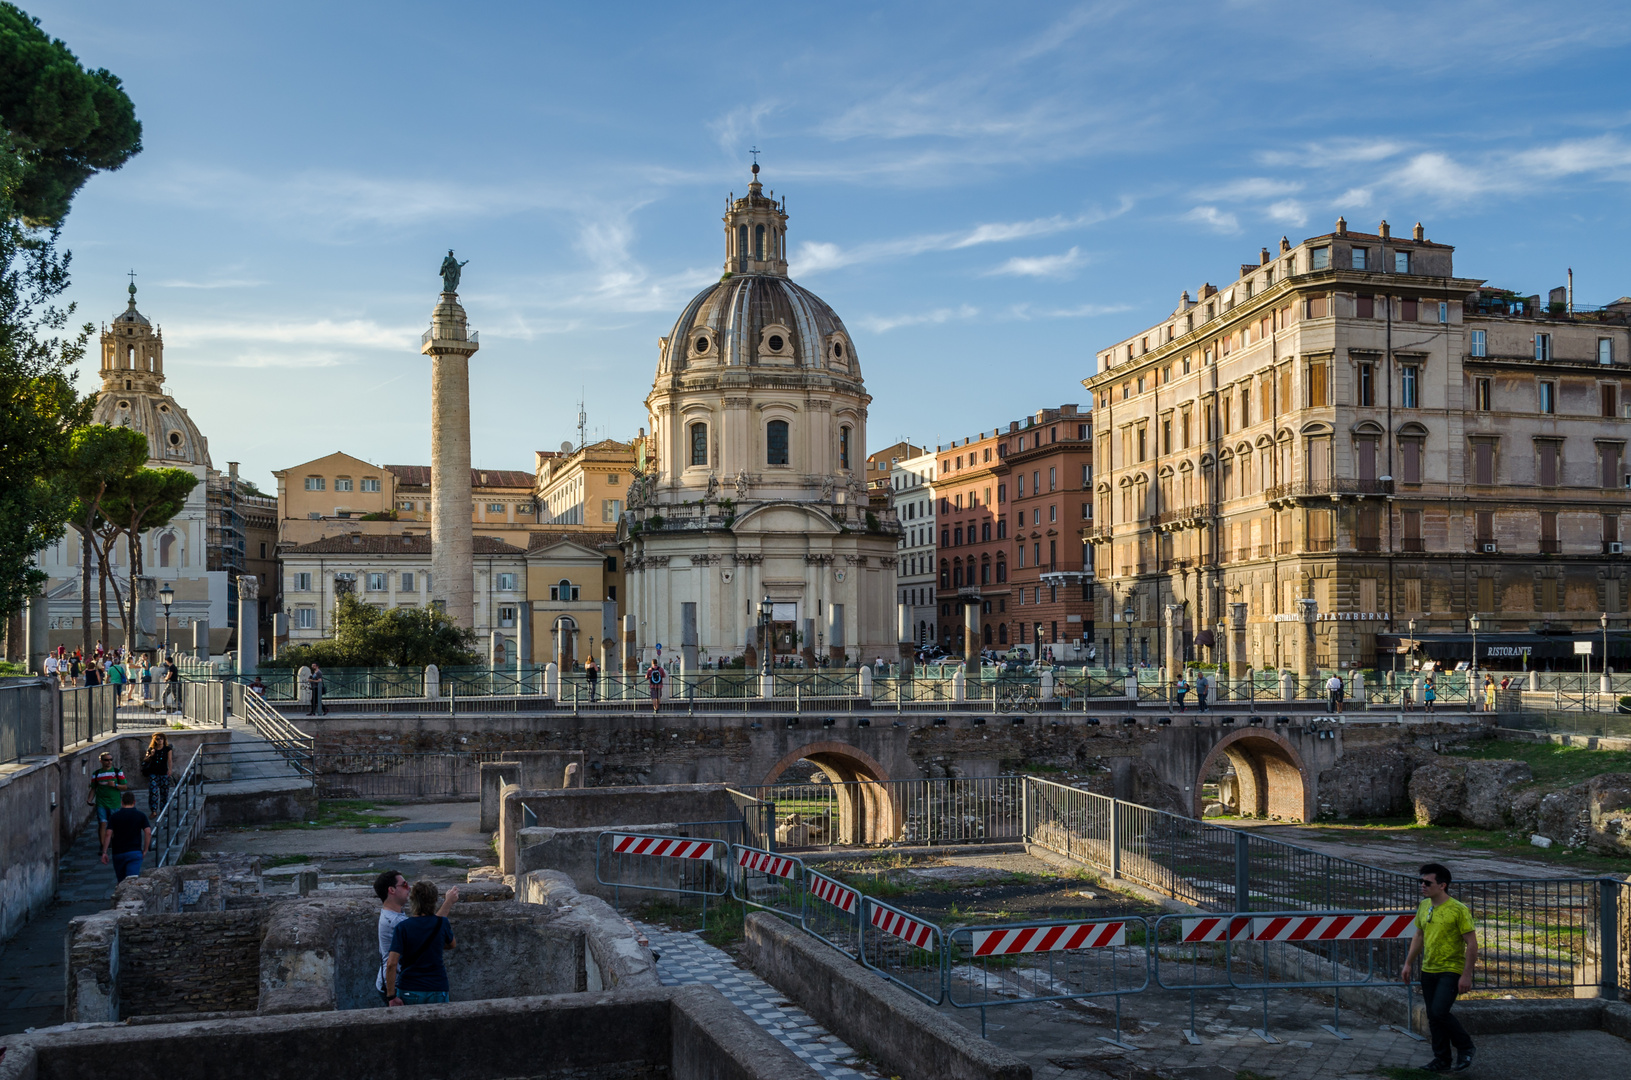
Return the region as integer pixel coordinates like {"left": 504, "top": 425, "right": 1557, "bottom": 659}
{"left": 118, "top": 910, "right": 264, "bottom": 1016}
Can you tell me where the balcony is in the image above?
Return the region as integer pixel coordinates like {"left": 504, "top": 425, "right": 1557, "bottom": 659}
{"left": 1276, "top": 541, "right": 1293, "bottom": 555}
{"left": 1305, "top": 539, "right": 1334, "bottom": 553}
{"left": 1255, "top": 545, "right": 1272, "bottom": 559}
{"left": 1402, "top": 537, "right": 1425, "bottom": 552}
{"left": 1085, "top": 524, "right": 1115, "bottom": 544}
{"left": 1266, "top": 478, "right": 1393, "bottom": 506}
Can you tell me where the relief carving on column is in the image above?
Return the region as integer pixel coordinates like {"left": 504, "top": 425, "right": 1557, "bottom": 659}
{"left": 690, "top": 554, "right": 722, "bottom": 566}
{"left": 723, "top": 397, "right": 751, "bottom": 409}
{"left": 237, "top": 574, "right": 259, "bottom": 601}
{"left": 843, "top": 555, "right": 869, "bottom": 566}
{"left": 877, "top": 556, "right": 897, "bottom": 569}
{"left": 804, "top": 554, "right": 835, "bottom": 565}
{"left": 733, "top": 553, "right": 763, "bottom": 565}
{"left": 646, "top": 556, "right": 671, "bottom": 568}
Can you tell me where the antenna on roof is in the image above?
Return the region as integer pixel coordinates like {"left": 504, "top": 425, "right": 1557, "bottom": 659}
{"left": 577, "top": 391, "right": 588, "bottom": 451}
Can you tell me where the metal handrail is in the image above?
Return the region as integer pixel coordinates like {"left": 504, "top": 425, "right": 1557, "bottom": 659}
{"left": 239, "top": 686, "right": 315, "bottom": 780}
{"left": 151, "top": 744, "right": 207, "bottom": 867}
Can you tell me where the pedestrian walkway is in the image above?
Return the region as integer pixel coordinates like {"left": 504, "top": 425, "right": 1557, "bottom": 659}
{"left": 0, "top": 824, "right": 114, "bottom": 1035}
{"left": 638, "top": 923, "right": 875, "bottom": 1079}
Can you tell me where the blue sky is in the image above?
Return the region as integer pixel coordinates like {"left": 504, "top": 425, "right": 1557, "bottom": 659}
{"left": 30, "top": 1, "right": 1631, "bottom": 488}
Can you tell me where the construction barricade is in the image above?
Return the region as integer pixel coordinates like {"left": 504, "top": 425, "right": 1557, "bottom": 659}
{"left": 596, "top": 830, "right": 731, "bottom": 926}
{"left": 730, "top": 844, "right": 806, "bottom": 920}
{"left": 860, "top": 895, "right": 946, "bottom": 1005}
{"left": 803, "top": 866, "right": 863, "bottom": 958}
{"left": 947, "top": 917, "right": 1150, "bottom": 1043}
{"left": 1153, "top": 914, "right": 1255, "bottom": 1044}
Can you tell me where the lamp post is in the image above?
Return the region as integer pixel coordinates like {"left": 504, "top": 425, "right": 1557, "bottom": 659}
{"left": 159, "top": 583, "right": 174, "bottom": 660}
{"left": 1469, "top": 613, "right": 1480, "bottom": 686}
{"left": 1123, "top": 601, "right": 1136, "bottom": 673}
{"left": 759, "top": 596, "right": 774, "bottom": 675}
{"left": 1602, "top": 611, "right": 1610, "bottom": 689}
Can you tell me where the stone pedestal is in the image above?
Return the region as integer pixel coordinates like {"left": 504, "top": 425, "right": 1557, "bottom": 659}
{"left": 1228, "top": 603, "right": 1249, "bottom": 679}
{"left": 422, "top": 291, "right": 480, "bottom": 630}
{"left": 191, "top": 619, "right": 210, "bottom": 661}
{"left": 1297, "top": 598, "right": 1318, "bottom": 681}
{"left": 235, "top": 576, "right": 258, "bottom": 675}
{"left": 25, "top": 588, "right": 49, "bottom": 675}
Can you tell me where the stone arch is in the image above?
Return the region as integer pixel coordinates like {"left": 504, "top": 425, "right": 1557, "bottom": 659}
{"left": 1193, "top": 728, "right": 1312, "bottom": 822}
{"left": 761, "top": 739, "right": 897, "bottom": 845}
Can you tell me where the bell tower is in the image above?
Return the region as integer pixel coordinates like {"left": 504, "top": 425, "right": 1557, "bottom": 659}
{"left": 100, "top": 278, "right": 165, "bottom": 395}
{"left": 723, "top": 162, "right": 789, "bottom": 277}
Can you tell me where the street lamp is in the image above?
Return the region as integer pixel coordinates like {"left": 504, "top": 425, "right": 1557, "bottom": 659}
{"left": 759, "top": 596, "right": 774, "bottom": 675}
{"left": 1469, "top": 613, "right": 1480, "bottom": 685}
{"left": 1602, "top": 611, "right": 1610, "bottom": 686}
{"left": 159, "top": 583, "right": 174, "bottom": 659}
{"left": 1123, "top": 601, "right": 1136, "bottom": 673}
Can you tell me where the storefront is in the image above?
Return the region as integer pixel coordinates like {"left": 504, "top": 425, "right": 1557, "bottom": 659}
{"left": 1376, "top": 631, "right": 1631, "bottom": 671}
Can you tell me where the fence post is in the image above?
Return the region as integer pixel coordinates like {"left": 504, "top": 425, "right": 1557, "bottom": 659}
{"left": 1021, "top": 777, "right": 1032, "bottom": 843}
{"left": 1599, "top": 878, "right": 1621, "bottom": 1000}
{"left": 1109, "top": 798, "right": 1121, "bottom": 879}
{"left": 1234, "top": 830, "right": 1250, "bottom": 912}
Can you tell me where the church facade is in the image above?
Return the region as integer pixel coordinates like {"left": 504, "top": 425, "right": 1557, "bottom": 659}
{"left": 621, "top": 168, "right": 902, "bottom": 668}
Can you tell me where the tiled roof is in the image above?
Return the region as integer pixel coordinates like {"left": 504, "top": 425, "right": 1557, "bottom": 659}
{"left": 384, "top": 465, "right": 534, "bottom": 489}
{"left": 525, "top": 529, "right": 619, "bottom": 555}
{"left": 285, "top": 534, "right": 526, "bottom": 556}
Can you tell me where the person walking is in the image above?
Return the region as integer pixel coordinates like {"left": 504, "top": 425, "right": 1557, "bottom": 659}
{"left": 584, "top": 657, "right": 600, "bottom": 703}
{"left": 646, "top": 659, "right": 665, "bottom": 714}
{"left": 84, "top": 658, "right": 102, "bottom": 688}
{"left": 140, "top": 657, "right": 153, "bottom": 702}
{"left": 306, "top": 662, "right": 328, "bottom": 716}
{"left": 1423, "top": 678, "right": 1437, "bottom": 715}
{"left": 69, "top": 650, "right": 82, "bottom": 685}
{"left": 374, "top": 870, "right": 457, "bottom": 1006}
{"left": 100, "top": 791, "right": 151, "bottom": 884}
{"left": 1174, "top": 675, "right": 1189, "bottom": 713}
{"left": 1482, "top": 674, "right": 1496, "bottom": 712}
{"left": 89, "top": 751, "right": 128, "bottom": 849}
{"left": 1195, "top": 673, "right": 1209, "bottom": 712}
{"left": 385, "top": 881, "right": 458, "bottom": 1006}
{"left": 142, "top": 732, "right": 174, "bottom": 818}
{"left": 161, "top": 659, "right": 180, "bottom": 713}
{"left": 108, "top": 655, "right": 127, "bottom": 701}
{"left": 1326, "top": 672, "right": 1345, "bottom": 714}
{"left": 1401, "top": 862, "right": 1477, "bottom": 1072}
{"left": 43, "top": 651, "right": 58, "bottom": 683}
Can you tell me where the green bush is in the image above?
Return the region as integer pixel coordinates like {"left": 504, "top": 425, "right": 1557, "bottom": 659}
{"left": 646, "top": 514, "right": 664, "bottom": 529}
{"left": 261, "top": 592, "right": 478, "bottom": 669}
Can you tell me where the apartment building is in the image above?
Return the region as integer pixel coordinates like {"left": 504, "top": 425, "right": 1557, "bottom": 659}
{"left": 534, "top": 439, "right": 638, "bottom": 529}
{"left": 891, "top": 451, "right": 937, "bottom": 645}
{"left": 866, "top": 440, "right": 926, "bottom": 492}
{"left": 1085, "top": 218, "right": 1631, "bottom": 672}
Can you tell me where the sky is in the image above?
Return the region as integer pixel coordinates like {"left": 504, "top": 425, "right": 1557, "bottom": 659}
{"left": 27, "top": 1, "right": 1631, "bottom": 490}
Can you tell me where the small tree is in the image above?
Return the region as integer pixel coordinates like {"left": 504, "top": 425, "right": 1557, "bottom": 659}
{"left": 63, "top": 424, "right": 146, "bottom": 651}
{"left": 268, "top": 592, "right": 478, "bottom": 669}
{"left": 108, "top": 467, "right": 197, "bottom": 647}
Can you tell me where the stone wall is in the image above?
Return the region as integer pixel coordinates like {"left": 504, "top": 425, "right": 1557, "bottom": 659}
{"left": 119, "top": 910, "right": 263, "bottom": 1016}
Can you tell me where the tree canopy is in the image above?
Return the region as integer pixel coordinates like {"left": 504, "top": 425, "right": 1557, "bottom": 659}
{"left": 265, "top": 592, "right": 480, "bottom": 670}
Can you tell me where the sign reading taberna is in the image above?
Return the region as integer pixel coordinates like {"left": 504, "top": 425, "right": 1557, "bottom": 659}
{"left": 1273, "top": 611, "right": 1391, "bottom": 623}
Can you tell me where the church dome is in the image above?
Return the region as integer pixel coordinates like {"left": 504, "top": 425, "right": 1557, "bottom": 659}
{"left": 93, "top": 283, "right": 212, "bottom": 468}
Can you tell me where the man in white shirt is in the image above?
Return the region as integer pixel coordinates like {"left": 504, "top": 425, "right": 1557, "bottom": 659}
{"left": 1326, "top": 673, "right": 1345, "bottom": 714}
{"left": 43, "top": 653, "right": 58, "bottom": 681}
{"left": 372, "top": 869, "right": 457, "bottom": 1004}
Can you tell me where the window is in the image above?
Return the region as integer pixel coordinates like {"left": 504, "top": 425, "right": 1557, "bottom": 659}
{"left": 335, "top": 477, "right": 354, "bottom": 492}
{"left": 1476, "top": 511, "right": 1493, "bottom": 544}
{"left": 1401, "top": 365, "right": 1419, "bottom": 408}
{"left": 1049, "top": 505, "right": 1057, "bottom": 523}
{"left": 1601, "top": 338, "right": 1615, "bottom": 365}
{"left": 1470, "top": 329, "right": 1486, "bottom": 357}
{"left": 1604, "top": 384, "right": 1619, "bottom": 418}
{"left": 839, "top": 426, "right": 851, "bottom": 471}
{"left": 1355, "top": 436, "right": 1377, "bottom": 482}
{"left": 1541, "top": 511, "right": 1559, "bottom": 555}
{"left": 259, "top": 542, "right": 267, "bottom": 559}
{"left": 1356, "top": 294, "right": 1374, "bottom": 318}
{"left": 1308, "top": 361, "right": 1328, "bottom": 407}
{"left": 304, "top": 477, "right": 325, "bottom": 491}
{"left": 1402, "top": 509, "right": 1423, "bottom": 551}
{"left": 1310, "top": 246, "right": 1330, "bottom": 271}
{"left": 1604, "top": 444, "right": 1623, "bottom": 489}
{"left": 398, "top": 500, "right": 415, "bottom": 511}
{"left": 499, "top": 606, "right": 516, "bottom": 628}
{"left": 293, "top": 572, "right": 312, "bottom": 591}
{"left": 1475, "top": 378, "right": 1492, "bottom": 411}
{"left": 361, "top": 478, "right": 381, "bottom": 492}
{"left": 401, "top": 573, "right": 415, "bottom": 591}
{"left": 1400, "top": 298, "right": 1418, "bottom": 321}
{"left": 550, "top": 578, "right": 580, "bottom": 601}
{"left": 1351, "top": 247, "right": 1368, "bottom": 270}
{"left": 1394, "top": 250, "right": 1411, "bottom": 273}
{"left": 1400, "top": 439, "right": 1423, "bottom": 484}
{"left": 1048, "top": 467, "right": 1056, "bottom": 491}
{"left": 690, "top": 422, "right": 707, "bottom": 466}
{"left": 608, "top": 474, "right": 619, "bottom": 485}
{"left": 1359, "top": 363, "right": 1375, "bottom": 406}
{"left": 295, "top": 607, "right": 315, "bottom": 629}
{"left": 1017, "top": 474, "right": 1025, "bottom": 498}
{"left": 997, "top": 483, "right": 1006, "bottom": 503}
{"left": 1474, "top": 441, "right": 1496, "bottom": 485}
{"left": 1305, "top": 295, "right": 1330, "bottom": 319}
{"left": 606, "top": 555, "right": 618, "bottom": 572}
{"left": 487, "top": 503, "right": 505, "bottom": 513}
{"left": 1539, "top": 381, "right": 1556, "bottom": 414}
{"left": 487, "top": 572, "right": 513, "bottom": 591}
{"left": 1536, "top": 333, "right": 1552, "bottom": 362}
{"left": 365, "top": 572, "right": 385, "bottom": 591}
{"left": 766, "top": 420, "right": 789, "bottom": 465}
{"left": 601, "top": 499, "right": 622, "bottom": 523}
{"left": 1438, "top": 302, "right": 1449, "bottom": 324}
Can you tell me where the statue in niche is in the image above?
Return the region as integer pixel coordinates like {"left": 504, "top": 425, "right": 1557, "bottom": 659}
{"left": 439, "top": 250, "right": 468, "bottom": 293}
{"left": 706, "top": 472, "right": 719, "bottom": 500}
{"left": 734, "top": 469, "right": 750, "bottom": 497}
{"left": 820, "top": 476, "right": 835, "bottom": 501}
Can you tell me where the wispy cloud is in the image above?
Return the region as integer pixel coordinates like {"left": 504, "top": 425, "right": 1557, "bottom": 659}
{"left": 1333, "top": 187, "right": 1373, "bottom": 208}
{"left": 984, "top": 246, "right": 1087, "bottom": 279}
{"left": 859, "top": 305, "right": 979, "bottom": 333}
{"left": 792, "top": 205, "right": 1124, "bottom": 276}
{"left": 1257, "top": 139, "right": 1407, "bottom": 169}
{"left": 709, "top": 102, "right": 779, "bottom": 157}
{"left": 1181, "top": 206, "right": 1239, "bottom": 234}
{"left": 1265, "top": 199, "right": 1307, "bottom": 227}
{"left": 169, "top": 317, "right": 418, "bottom": 350}
{"left": 155, "top": 278, "right": 264, "bottom": 290}
{"left": 1194, "top": 177, "right": 1302, "bottom": 202}
{"left": 1003, "top": 301, "right": 1132, "bottom": 320}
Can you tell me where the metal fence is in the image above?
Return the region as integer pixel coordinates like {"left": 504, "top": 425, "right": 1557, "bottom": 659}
{"left": 313, "top": 751, "right": 503, "bottom": 799}
{"left": 150, "top": 743, "right": 208, "bottom": 867}
{"left": 0, "top": 682, "right": 47, "bottom": 764}
{"left": 736, "top": 775, "right": 1026, "bottom": 849}
{"left": 61, "top": 684, "right": 119, "bottom": 748}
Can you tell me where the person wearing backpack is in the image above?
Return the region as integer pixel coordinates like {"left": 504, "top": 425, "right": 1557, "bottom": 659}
{"left": 385, "top": 881, "right": 458, "bottom": 1006}
{"left": 142, "top": 732, "right": 174, "bottom": 817}
{"left": 646, "top": 659, "right": 665, "bottom": 714}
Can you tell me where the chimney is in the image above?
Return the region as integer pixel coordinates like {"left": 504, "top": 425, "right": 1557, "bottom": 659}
{"left": 1335, "top": 217, "right": 1347, "bottom": 236}
{"left": 1412, "top": 222, "right": 1424, "bottom": 241}
{"left": 1260, "top": 247, "right": 1271, "bottom": 265}
{"left": 1279, "top": 237, "right": 1291, "bottom": 253}
{"left": 228, "top": 461, "right": 239, "bottom": 479}
{"left": 1379, "top": 220, "right": 1390, "bottom": 238}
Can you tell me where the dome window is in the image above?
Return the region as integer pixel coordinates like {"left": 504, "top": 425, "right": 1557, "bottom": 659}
{"left": 768, "top": 334, "right": 784, "bottom": 352}
{"left": 689, "top": 422, "right": 708, "bottom": 467}
{"left": 168, "top": 432, "right": 182, "bottom": 446}
{"left": 117, "top": 400, "right": 130, "bottom": 409}
{"left": 766, "top": 420, "right": 790, "bottom": 466}
{"left": 839, "top": 425, "right": 851, "bottom": 471}
{"left": 833, "top": 341, "right": 844, "bottom": 358}
{"left": 694, "top": 335, "right": 710, "bottom": 353}
{"left": 755, "top": 224, "right": 765, "bottom": 261}
{"left": 158, "top": 404, "right": 170, "bottom": 413}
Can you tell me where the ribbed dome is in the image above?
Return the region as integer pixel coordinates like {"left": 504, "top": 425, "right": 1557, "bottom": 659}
{"left": 659, "top": 273, "right": 858, "bottom": 378}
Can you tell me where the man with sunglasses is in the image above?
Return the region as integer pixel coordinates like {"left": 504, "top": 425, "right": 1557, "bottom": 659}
{"left": 1400, "top": 862, "right": 1477, "bottom": 1072}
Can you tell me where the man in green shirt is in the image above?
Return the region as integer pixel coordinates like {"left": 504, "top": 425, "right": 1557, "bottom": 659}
{"left": 1400, "top": 862, "right": 1477, "bottom": 1073}
{"left": 89, "top": 751, "right": 129, "bottom": 850}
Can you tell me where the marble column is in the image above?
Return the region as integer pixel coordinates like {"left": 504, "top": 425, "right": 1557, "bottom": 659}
{"left": 1229, "top": 602, "right": 1249, "bottom": 679}
{"left": 1297, "top": 598, "right": 1319, "bottom": 682}
{"left": 963, "top": 601, "right": 979, "bottom": 665}
{"left": 422, "top": 287, "right": 480, "bottom": 629}
{"left": 236, "top": 575, "right": 258, "bottom": 674}
{"left": 1165, "top": 603, "right": 1183, "bottom": 679}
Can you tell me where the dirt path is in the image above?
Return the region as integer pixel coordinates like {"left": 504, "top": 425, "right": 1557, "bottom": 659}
{"left": 1239, "top": 821, "right": 1592, "bottom": 880}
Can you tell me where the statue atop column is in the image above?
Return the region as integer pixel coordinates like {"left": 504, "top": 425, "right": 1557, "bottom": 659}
{"left": 440, "top": 250, "right": 468, "bottom": 294}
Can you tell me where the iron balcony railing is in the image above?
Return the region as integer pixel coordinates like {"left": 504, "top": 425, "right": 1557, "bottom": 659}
{"left": 1266, "top": 478, "right": 1393, "bottom": 502}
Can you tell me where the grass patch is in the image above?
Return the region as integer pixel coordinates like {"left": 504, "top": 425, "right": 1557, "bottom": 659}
{"left": 429, "top": 858, "right": 465, "bottom": 867}
{"left": 179, "top": 850, "right": 202, "bottom": 865}
{"left": 634, "top": 897, "right": 746, "bottom": 950}
{"left": 264, "top": 854, "right": 312, "bottom": 868}
{"left": 263, "top": 800, "right": 405, "bottom": 830}
{"left": 1444, "top": 740, "right": 1631, "bottom": 785}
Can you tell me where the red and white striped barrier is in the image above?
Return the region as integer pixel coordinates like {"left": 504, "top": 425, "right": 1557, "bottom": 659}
{"left": 870, "top": 904, "right": 937, "bottom": 949}
{"left": 970, "top": 921, "right": 1125, "bottom": 956}
{"left": 1180, "top": 916, "right": 1256, "bottom": 943}
{"left": 608, "top": 834, "right": 720, "bottom": 860}
{"left": 808, "top": 872, "right": 857, "bottom": 914}
{"left": 736, "top": 848, "right": 800, "bottom": 880}
{"left": 1252, "top": 913, "right": 1415, "bottom": 942}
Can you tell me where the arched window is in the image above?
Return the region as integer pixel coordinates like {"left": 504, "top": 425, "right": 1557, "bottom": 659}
{"left": 995, "top": 557, "right": 1007, "bottom": 583}
{"left": 737, "top": 224, "right": 747, "bottom": 263}
{"left": 550, "top": 578, "right": 580, "bottom": 601}
{"left": 755, "top": 224, "right": 765, "bottom": 260}
{"left": 939, "top": 560, "right": 949, "bottom": 588}
{"left": 157, "top": 533, "right": 174, "bottom": 568}
{"left": 766, "top": 420, "right": 789, "bottom": 465}
{"left": 998, "top": 624, "right": 1008, "bottom": 644}
{"left": 953, "top": 565, "right": 964, "bottom": 587}
{"left": 839, "top": 425, "right": 851, "bottom": 470}
{"left": 689, "top": 422, "right": 707, "bottom": 467}
{"left": 983, "top": 623, "right": 992, "bottom": 645}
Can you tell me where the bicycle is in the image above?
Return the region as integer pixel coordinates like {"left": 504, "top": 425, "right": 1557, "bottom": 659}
{"left": 996, "top": 683, "right": 1037, "bottom": 713}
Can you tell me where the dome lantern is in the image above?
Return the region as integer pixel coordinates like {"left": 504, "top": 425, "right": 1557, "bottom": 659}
{"left": 723, "top": 161, "right": 788, "bottom": 277}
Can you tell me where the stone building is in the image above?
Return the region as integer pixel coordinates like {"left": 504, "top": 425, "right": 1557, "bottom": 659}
{"left": 621, "top": 165, "right": 901, "bottom": 668}
{"left": 865, "top": 440, "right": 925, "bottom": 492}
{"left": 534, "top": 438, "right": 638, "bottom": 529}
{"left": 1084, "top": 219, "right": 1631, "bottom": 673}
{"left": 890, "top": 451, "right": 937, "bottom": 646}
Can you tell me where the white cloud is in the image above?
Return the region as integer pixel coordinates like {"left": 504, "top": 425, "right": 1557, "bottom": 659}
{"left": 170, "top": 317, "right": 417, "bottom": 350}
{"left": 1182, "top": 206, "right": 1239, "bottom": 234}
{"left": 791, "top": 206, "right": 1124, "bottom": 276}
{"left": 154, "top": 278, "right": 264, "bottom": 290}
{"left": 984, "top": 246, "right": 1087, "bottom": 279}
{"left": 708, "top": 102, "right": 779, "bottom": 157}
{"left": 1195, "top": 177, "right": 1303, "bottom": 202}
{"left": 1003, "top": 301, "right": 1132, "bottom": 320}
{"left": 1333, "top": 187, "right": 1373, "bottom": 208}
{"left": 1257, "top": 139, "right": 1407, "bottom": 168}
{"left": 1265, "top": 200, "right": 1308, "bottom": 227}
{"left": 1510, "top": 134, "right": 1631, "bottom": 178}
{"left": 859, "top": 305, "right": 979, "bottom": 333}
{"left": 1391, "top": 152, "right": 1495, "bottom": 199}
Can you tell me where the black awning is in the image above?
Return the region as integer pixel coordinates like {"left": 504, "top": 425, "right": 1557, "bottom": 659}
{"left": 1377, "top": 631, "right": 1631, "bottom": 662}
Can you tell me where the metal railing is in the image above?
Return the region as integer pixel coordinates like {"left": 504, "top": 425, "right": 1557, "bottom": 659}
{"left": 736, "top": 775, "right": 1026, "bottom": 849}
{"left": 237, "top": 688, "right": 315, "bottom": 781}
{"left": 0, "top": 682, "right": 48, "bottom": 764}
{"left": 314, "top": 751, "right": 501, "bottom": 799}
{"left": 151, "top": 743, "right": 208, "bottom": 867}
{"left": 181, "top": 680, "right": 228, "bottom": 727}
{"left": 61, "top": 684, "right": 119, "bottom": 748}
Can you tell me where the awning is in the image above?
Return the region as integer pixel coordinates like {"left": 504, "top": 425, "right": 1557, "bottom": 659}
{"left": 1376, "top": 631, "right": 1631, "bottom": 662}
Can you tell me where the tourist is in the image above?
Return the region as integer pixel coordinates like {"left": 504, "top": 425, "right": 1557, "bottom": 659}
{"left": 1423, "top": 679, "right": 1437, "bottom": 714}
{"left": 89, "top": 751, "right": 127, "bottom": 849}
{"left": 584, "top": 657, "right": 600, "bottom": 703}
{"left": 646, "top": 659, "right": 665, "bottom": 713}
{"left": 142, "top": 732, "right": 174, "bottom": 818}
{"left": 385, "top": 881, "right": 458, "bottom": 1006}
{"left": 249, "top": 675, "right": 267, "bottom": 697}
{"left": 101, "top": 791, "right": 151, "bottom": 884}
{"left": 139, "top": 656, "right": 153, "bottom": 701}
{"left": 374, "top": 870, "right": 458, "bottom": 1006}
{"left": 161, "top": 659, "right": 180, "bottom": 713}
{"left": 43, "top": 651, "right": 58, "bottom": 683}
{"left": 306, "top": 662, "right": 328, "bottom": 716}
{"left": 108, "top": 654, "right": 126, "bottom": 700}
{"left": 69, "top": 650, "right": 82, "bottom": 685}
{"left": 1400, "top": 862, "right": 1477, "bottom": 1073}
{"left": 1195, "top": 673, "right": 1209, "bottom": 712}
{"left": 1174, "top": 675, "right": 1189, "bottom": 712}
{"left": 84, "top": 658, "right": 102, "bottom": 688}
{"left": 1326, "top": 672, "right": 1344, "bottom": 714}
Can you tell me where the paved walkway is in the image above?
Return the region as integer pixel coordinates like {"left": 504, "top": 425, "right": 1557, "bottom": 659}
{"left": 0, "top": 825, "right": 116, "bottom": 1035}
{"left": 640, "top": 923, "right": 876, "bottom": 1079}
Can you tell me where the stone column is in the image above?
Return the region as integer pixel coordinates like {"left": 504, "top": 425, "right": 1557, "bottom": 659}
{"left": 236, "top": 575, "right": 258, "bottom": 675}
{"left": 422, "top": 286, "right": 480, "bottom": 629}
{"left": 1297, "top": 597, "right": 1319, "bottom": 685}
{"left": 1229, "top": 602, "right": 1249, "bottom": 679}
{"left": 24, "top": 587, "right": 49, "bottom": 676}
{"left": 191, "top": 619, "right": 210, "bottom": 661}
{"left": 489, "top": 629, "right": 504, "bottom": 667}
{"left": 1165, "top": 603, "right": 1183, "bottom": 680}
{"left": 622, "top": 613, "right": 637, "bottom": 674}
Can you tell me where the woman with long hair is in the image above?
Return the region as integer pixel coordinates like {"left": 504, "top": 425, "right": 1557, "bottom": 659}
{"left": 142, "top": 732, "right": 174, "bottom": 817}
